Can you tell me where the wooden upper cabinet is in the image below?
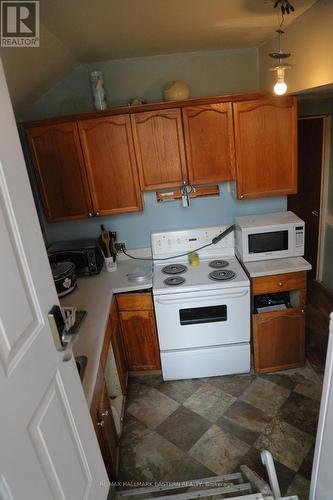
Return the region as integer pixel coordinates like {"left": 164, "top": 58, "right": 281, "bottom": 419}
{"left": 78, "top": 115, "right": 143, "bottom": 216}
{"left": 131, "top": 109, "right": 188, "bottom": 190}
{"left": 26, "top": 122, "right": 93, "bottom": 222}
{"left": 182, "top": 103, "right": 235, "bottom": 184}
{"left": 233, "top": 96, "right": 297, "bottom": 199}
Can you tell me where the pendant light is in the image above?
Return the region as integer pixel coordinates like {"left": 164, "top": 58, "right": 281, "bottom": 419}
{"left": 269, "top": 1, "right": 294, "bottom": 96}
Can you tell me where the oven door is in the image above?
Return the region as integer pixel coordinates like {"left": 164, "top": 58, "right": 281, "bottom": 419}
{"left": 153, "top": 287, "right": 250, "bottom": 351}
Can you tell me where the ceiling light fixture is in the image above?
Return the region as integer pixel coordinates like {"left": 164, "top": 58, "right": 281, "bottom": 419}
{"left": 269, "top": 2, "right": 294, "bottom": 96}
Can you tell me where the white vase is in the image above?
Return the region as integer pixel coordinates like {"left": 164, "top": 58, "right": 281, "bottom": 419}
{"left": 89, "top": 70, "right": 107, "bottom": 110}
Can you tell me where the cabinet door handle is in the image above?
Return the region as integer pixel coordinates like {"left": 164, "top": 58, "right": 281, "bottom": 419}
{"left": 96, "top": 211, "right": 100, "bottom": 216}
{"left": 88, "top": 212, "right": 93, "bottom": 217}
{"left": 97, "top": 420, "right": 104, "bottom": 427}
{"left": 278, "top": 282, "right": 283, "bottom": 287}
{"left": 100, "top": 410, "right": 109, "bottom": 417}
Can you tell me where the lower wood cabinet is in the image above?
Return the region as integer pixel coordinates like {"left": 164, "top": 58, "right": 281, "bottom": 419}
{"left": 117, "top": 292, "right": 161, "bottom": 372}
{"left": 252, "top": 307, "right": 305, "bottom": 373}
{"left": 90, "top": 363, "right": 119, "bottom": 480}
{"left": 251, "top": 271, "right": 307, "bottom": 373}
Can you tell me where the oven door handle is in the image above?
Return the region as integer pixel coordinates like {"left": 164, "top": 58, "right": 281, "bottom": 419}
{"left": 154, "top": 288, "right": 249, "bottom": 305}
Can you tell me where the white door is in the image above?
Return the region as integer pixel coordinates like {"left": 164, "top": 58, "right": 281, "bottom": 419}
{"left": 0, "top": 60, "right": 109, "bottom": 499}
{"left": 310, "top": 312, "right": 333, "bottom": 500}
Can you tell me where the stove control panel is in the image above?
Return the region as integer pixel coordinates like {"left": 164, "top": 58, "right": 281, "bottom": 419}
{"left": 151, "top": 226, "right": 234, "bottom": 259}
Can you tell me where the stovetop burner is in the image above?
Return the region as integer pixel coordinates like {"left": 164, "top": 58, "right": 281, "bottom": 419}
{"left": 209, "top": 259, "right": 229, "bottom": 269}
{"left": 162, "top": 264, "right": 188, "bottom": 275}
{"left": 209, "top": 269, "right": 236, "bottom": 281}
{"left": 164, "top": 276, "right": 186, "bottom": 286}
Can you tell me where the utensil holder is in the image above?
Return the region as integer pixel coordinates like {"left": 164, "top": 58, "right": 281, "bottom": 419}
{"left": 105, "top": 257, "right": 117, "bottom": 272}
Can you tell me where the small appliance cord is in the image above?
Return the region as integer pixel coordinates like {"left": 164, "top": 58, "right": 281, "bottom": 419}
{"left": 121, "top": 224, "right": 235, "bottom": 262}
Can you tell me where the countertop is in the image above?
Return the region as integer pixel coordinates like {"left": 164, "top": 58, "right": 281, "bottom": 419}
{"left": 241, "top": 256, "right": 312, "bottom": 278}
{"left": 60, "top": 253, "right": 152, "bottom": 407}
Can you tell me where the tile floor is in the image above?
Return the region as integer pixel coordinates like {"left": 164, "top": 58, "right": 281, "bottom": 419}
{"left": 118, "top": 363, "right": 322, "bottom": 499}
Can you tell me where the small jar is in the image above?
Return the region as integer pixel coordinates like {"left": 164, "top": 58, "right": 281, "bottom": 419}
{"left": 89, "top": 70, "right": 107, "bottom": 110}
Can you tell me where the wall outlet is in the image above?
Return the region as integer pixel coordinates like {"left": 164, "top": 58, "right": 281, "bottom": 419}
{"left": 115, "top": 242, "right": 126, "bottom": 253}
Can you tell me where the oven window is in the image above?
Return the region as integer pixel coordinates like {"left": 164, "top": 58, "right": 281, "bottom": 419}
{"left": 179, "top": 305, "right": 227, "bottom": 325}
{"left": 248, "top": 230, "right": 288, "bottom": 254}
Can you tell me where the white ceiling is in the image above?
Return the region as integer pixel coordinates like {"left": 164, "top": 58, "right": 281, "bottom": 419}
{"left": 41, "top": 0, "right": 318, "bottom": 62}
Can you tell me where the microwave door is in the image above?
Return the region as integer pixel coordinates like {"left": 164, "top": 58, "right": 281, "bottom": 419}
{"left": 248, "top": 230, "right": 289, "bottom": 257}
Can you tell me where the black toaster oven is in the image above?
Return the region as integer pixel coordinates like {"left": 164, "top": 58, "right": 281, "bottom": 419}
{"left": 47, "top": 239, "right": 104, "bottom": 276}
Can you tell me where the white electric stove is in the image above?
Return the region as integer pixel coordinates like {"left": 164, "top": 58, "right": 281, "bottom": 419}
{"left": 151, "top": 225, "right": 251, "bottom": 381}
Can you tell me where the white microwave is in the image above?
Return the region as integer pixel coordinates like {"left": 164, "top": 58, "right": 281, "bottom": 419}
{"left": 235, "top": 211, "right": 305, "bottom": 262}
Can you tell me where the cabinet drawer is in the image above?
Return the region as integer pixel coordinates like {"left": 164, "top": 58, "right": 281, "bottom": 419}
{"left": 252, "top": 307, "right": 305, "bottom": 373}
{"left": 252, "top": 271, "right": 306, "bottom": 295}
{"left": 117, "top": 292, "right": 153, "bottom": 311}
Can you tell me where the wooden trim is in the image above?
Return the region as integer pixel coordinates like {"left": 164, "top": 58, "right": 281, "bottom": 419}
{"left": 21, "top": 92, "right": 269, "bottom": 128}
{"left": 156, "top": 184, "right": 220, "bottom": 202}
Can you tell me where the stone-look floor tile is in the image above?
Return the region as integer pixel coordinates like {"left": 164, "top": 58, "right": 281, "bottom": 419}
{"left": 294, "top": 381, "right": 323, "bottom": 401}
{"left": 286, "top": 362, "right": 322, "bottom": 385}
{"left": 222, "top": 400, "right": 271, "bottom": 433}
{"left": 156, "top": 406, "right": 211, "bottom": 452}
{"left": 278, "top": 392, "right": 320, "bottom": 435}
{"left": 127, "top": 387, "right": 179, "bottom": 429}
{"left": 240, "top": 378, "right": 290, "bottom": 418}
{"left": 203, "top": 374, "right": 255, "bottom": 397}
{"left": 261, "top": 373, "right": 295, "bottom": 390}
{"left": 120, "top": 430, "right": 185, "bottom": 482}
{"left": 160, "top": 455, "right": 214, "bottom": 482}
{"left": 183, "top": 383, "right": 236, "bottom": 422}
{"left": 286, "top": 474, "right": 311, "bottom": 500}
{"left": 156, "top": 378, "right": 204, "bottom": 404}
{"left": 217, "top": 416, "right": 260, "bottom": 445}
{"left": 255, "top": 418, "right": 314, "bottom": 472}
{"left": 189, "top": 424, "right": 250, "bottom": 475}
{"left": 298, "top": 445, "right": 315, "bottom": 480}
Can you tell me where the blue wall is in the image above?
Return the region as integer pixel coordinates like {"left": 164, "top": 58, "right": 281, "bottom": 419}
{"left": 22, "top": 47, "right": 287, "bottom": 248}
{"left": 21, "top": 48, "right": 259, "bottom": 120}
{"left": 45, "top": 184, "right": 286, "bottom": 248}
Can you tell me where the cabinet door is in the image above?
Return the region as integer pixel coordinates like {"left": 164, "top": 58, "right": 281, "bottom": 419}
{"left": 91, "top": 364, "right": 119, "bottom": 480}
{"left": 233, "top": 96, "right": 297, "bottom": 199}
{"left": 26, "top": 122, "right": 93, "bottom": 221}
{"left": 78, "top": 115, "right": 143, "bottom": 216}
{"left": 252, "top": 307, "right": 305, "bottom": 373}
{"left": 119, "top": 310, "right": 161, "bottom": 371}
{"left": 131, "top": 109, "right": 187, "bottom": 190}
{"left": 110, "top": 300, "right": 128, "bottom": 394}
{"left": 182, "top": 103, "right": 235, "bottom": 184}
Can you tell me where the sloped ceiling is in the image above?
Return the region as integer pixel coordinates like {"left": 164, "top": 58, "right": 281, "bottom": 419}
{"left": 1, "top": 0, "right": 318, "bottom": 115}
{"left": 41, "top": 0, "right": 317, "bottom": 61}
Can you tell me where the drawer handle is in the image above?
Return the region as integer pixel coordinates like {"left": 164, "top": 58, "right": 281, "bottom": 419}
{"left": 278, "top": 282, "right": 283, "bottom": 286}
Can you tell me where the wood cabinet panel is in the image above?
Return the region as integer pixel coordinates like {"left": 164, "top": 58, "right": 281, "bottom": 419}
{"left": 182, "top": 103, "right": 235, "bottom": 184}
{"left": 90, "top": 364, "right": 118, "bottom": 480}
{"left": 119, "top": 310, "right": 161, "bottom": 371}
{"left": 117, "top": 292, "right": 153, "bottom": 311}
{"left": 252, "top": 271, "right": 307, "bottom": 295}
{"left": 131, "top": 109, "right": 187, "bottom": 190}
{"left": 233, "top": 96, "right": 297, "bottom": 199}
{"left": 110, "top": 299, "right": 128, "bottom": 394}
{"left": 78, "top": 115, "right": 142, "bottom": 216}
{"left": 252, "top": 308, "right": 305, "bottom": 373}
{"left": 26, "top": 122, "right": 92, "bottom": 221}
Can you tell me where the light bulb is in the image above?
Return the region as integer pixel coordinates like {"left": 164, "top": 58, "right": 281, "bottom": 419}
{"left": 274, "top": 81, "right": 287, "bottom": 95}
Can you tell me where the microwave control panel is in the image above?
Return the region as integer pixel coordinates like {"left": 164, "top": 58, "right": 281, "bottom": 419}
{"left": 295, "top": 225, "right": 304, "bottom": 247}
